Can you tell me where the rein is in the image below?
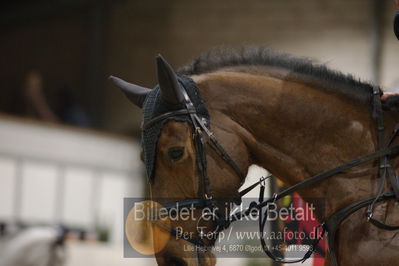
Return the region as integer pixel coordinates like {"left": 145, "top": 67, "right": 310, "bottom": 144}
{"left": 146, "top": 78, "right": 399, "bottom": 265}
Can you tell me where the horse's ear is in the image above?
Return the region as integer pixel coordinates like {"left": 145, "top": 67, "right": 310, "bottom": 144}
{"left": 156, "top": 54, "right": 184, "bottom": 104}
{"left": 109, "top": 76, "right": 150, "bottom": 108}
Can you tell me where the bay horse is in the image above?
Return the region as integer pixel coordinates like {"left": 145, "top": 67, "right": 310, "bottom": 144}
{"left": 112, "top": 47, "right": 399, "bottom": 266}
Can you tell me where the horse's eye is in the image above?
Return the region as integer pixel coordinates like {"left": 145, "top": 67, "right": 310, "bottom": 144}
{"left": 167, "top": 146, "right": 185, "bottom": 162}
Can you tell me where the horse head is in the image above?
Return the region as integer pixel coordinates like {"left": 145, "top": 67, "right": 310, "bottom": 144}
{"left": 111, "top": 55, "right": 250, "bottom": 266}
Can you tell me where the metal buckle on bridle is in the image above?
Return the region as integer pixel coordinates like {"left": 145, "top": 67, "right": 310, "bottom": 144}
{"left": 366, "top": 206, "right": 373, "bottom": 221}
{"left": 367, "top": 212, "right": 373, "bottom": 222}
{"left": 379, "top": 163, "right": 391, "bottom": 169}
{"left": 260, "top": 176, "right": 267, "bottom": 187}
{"left": 199, "top": 228, "right": 205, "bottom": 238}
{"left": 193, "top": 127, "right": 201, "bottom": 139}
{"left": 201, "top": 117, "right": 208, "bottom": 128}
{"left": 271, "top": 193, "right": 278, "bottom": 203}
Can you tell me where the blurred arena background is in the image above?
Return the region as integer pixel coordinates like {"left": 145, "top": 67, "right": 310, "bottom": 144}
{"left": 0, "top": 0, "right": 398, "bottom": 266}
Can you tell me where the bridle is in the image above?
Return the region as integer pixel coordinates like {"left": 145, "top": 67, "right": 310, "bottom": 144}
{"left": 143, "top": 76, "right": 246, "bottom": 264}
{"left": 144, "top": 77, "right": 399, "bottom": 265}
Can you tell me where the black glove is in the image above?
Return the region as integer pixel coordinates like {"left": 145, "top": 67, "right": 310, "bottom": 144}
{"left": 394, "top": 11, "right": 399, "bottom": 40}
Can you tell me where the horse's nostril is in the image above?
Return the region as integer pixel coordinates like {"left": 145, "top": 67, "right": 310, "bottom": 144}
{"left": 166, "top": 256, "right": 187, "bottom": 266}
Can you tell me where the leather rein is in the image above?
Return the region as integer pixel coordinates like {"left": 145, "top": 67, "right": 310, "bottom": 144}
{"left": 144, "top": 82, "right": 399, "bottom": 265}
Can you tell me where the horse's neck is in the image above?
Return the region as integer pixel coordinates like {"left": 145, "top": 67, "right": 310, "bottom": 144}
{"left": 195, "top": 70, "right": 382, "bottom": 218}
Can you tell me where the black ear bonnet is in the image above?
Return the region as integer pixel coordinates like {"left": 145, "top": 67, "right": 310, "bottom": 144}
{"left": 141, "top": 75, "right": 209, "bottom": 181}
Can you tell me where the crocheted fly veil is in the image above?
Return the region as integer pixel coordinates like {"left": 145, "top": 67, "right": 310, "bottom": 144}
{"left": 141, "top": 75, "right": 210, "bottom": 181}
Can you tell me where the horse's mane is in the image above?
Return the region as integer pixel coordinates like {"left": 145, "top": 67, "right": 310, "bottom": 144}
{"left": 178, "top": 46, "right": 398, "bottom": 111}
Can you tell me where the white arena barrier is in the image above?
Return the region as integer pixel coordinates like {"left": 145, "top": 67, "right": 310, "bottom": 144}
{"left": 0, "top": 114, "right": 144, "bottom": 244}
